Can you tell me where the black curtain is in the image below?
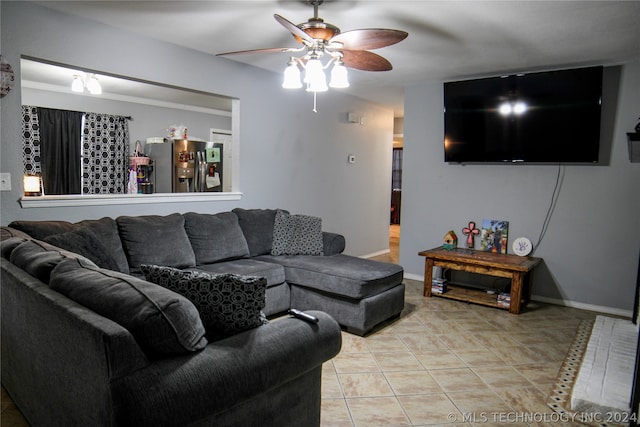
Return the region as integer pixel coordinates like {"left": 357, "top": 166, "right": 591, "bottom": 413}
{"left": 37, "top": 108, "right": 83, "bottom": 194}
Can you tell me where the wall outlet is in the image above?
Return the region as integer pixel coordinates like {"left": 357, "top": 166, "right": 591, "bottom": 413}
{"left": 0, "top": 173, "right": 11, "bottom": 191}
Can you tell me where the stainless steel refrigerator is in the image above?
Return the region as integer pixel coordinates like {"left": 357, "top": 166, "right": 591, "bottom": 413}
{"left": 147, "top": 139, "right": 223, "bottom": 193}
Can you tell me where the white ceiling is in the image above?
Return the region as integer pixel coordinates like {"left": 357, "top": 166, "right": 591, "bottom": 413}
{"left": 31, "top": 1, "right": 640, "bottom": 117}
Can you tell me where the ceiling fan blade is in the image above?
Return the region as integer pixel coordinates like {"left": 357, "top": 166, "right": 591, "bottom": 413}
{"left": 330, "top": 29, "right": 408, "bottom": 50}
{"left": 274, "top": 14, "right": 314, "bottom": 44}
{"left": 216, "top": 47, "right": 300, "bottom": 56}
{"left": 341, "top": 50, "right": 393, "bottom": 71}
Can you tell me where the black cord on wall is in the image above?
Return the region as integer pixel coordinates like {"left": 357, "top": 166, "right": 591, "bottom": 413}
{"left": 531, "top": 163, "right": 564, "bottom": 255}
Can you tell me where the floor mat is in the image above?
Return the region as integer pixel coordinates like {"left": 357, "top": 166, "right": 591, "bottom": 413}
{"left": 547, "top": 319, "right": 628, "bottom": 427}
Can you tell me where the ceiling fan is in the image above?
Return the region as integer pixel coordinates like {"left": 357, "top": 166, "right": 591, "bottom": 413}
{"left": 217, "top": 0, "right": 408, "bottom": 99}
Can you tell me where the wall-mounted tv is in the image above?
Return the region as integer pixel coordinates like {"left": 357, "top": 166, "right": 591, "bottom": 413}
{"left": 443, "top": 66, "right": 603, "bottom": 164}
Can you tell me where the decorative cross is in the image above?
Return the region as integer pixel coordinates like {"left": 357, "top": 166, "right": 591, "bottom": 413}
{"left": 462, "top": 221, "right": 480, "bottom": 248}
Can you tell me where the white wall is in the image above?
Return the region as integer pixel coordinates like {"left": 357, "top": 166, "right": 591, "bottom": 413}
{"left": 401, "top": 61, "right": 640, "bottom": 314}
{"left": 0, "top": 1, "right": 394, "bottom": 257}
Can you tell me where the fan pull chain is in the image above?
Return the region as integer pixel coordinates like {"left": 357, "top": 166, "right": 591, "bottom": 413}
{"left": 313, "top": 91, "right": 318, "bottom": 113}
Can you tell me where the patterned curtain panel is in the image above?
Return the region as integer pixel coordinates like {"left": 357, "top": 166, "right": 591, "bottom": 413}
{"left": 82, "top": 113, "right": 129, "bottom": 194}
{"left": 22, "top": 105, "right": 41, "bottom": 175}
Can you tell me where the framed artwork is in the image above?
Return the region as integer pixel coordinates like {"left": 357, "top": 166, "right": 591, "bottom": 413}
{"left": 480, "top": 219, "right": 509, "bottom": 254}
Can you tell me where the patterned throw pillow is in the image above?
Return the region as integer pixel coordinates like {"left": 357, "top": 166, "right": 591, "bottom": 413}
{"left": 271, "top": 210, "right": 323, "bottom": 256}
{"left": 140, "top": 265, "right": 268, "bottom": 340}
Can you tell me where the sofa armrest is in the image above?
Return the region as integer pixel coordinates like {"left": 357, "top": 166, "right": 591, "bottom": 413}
{"left": 112, "top": 311, "right": 342, "bottom": 427}
{"left": 323, "top": 232, "right": 345, "bottom": 255}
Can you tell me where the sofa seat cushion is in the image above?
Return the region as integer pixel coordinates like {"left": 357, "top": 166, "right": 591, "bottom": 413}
{"left": 183, "top": 212, "right": 250, "bottom": 264}
{"left": 140, "top": 264, "right": 267, "bottom": 341}
{"left": 187, "top": 259, "right": 286, "bottom": 288}
{"left": 117, "top": 214, "right": 196, "bottom": 274}
{"left": 257, "top": 254, "right": 404, "bottom": 300}
{"left": 49, "top": 258, "right": 208, "bottom": 356}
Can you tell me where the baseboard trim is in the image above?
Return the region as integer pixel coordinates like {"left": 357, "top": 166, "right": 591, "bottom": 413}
{"left": 530, "top": 295, "right": 633, "bottom": 318}
{"left": 402, "top": 273, "right": 632, "bottom": 318}
{"left": 361, "top": 249, "right": 390, "bottom": 259}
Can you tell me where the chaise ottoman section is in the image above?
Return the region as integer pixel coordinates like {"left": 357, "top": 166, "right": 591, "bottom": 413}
{"left": 258, "top": 254, "right": 404, "bottom": 335}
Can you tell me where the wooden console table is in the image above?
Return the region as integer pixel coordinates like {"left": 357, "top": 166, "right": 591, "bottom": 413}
{"left": 418, "top": 247, "right": 542, "bottom": 314}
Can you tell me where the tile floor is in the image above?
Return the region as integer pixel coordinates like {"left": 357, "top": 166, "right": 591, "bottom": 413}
{"left": 1, "top": 227, "right": 602, "bottom": 426}
{"left": 319, "top": 278, "right": 598, "bottom": 426}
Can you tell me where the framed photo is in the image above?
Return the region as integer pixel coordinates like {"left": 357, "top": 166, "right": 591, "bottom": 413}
{"left": 480, "top": 219, "right": 509, "bottom": 254}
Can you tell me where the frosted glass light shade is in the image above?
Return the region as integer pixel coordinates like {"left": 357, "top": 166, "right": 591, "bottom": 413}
{"left": 282, "top": 63, "right": 302, "bottom": 89}
{"left": 329, "top": 63, "right": 349, "bottom": 88}
{"left": 71, "top": 75, "right": 84, "bottom": 92}
{"left": 86, "top": 75, "right": 102, "bottom": 95}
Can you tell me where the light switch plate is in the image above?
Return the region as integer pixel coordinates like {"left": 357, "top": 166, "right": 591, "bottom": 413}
{"left": 0, "top": 173, "right": 11, "bottom": 191}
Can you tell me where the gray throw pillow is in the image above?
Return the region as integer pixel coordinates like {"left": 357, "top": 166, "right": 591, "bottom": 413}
{"left": 183, "top": 212, "right": 250, "bottom": 264}
{"left": 50, "top": 258, "right": 208, "bottom": 356}
{"left": 117, "top": 214, "right": 196, "bottom": 274}
{"left": 140, "top": 264, "right": 267, "bottom": 340}
{"left": 271, "top": 210, "right": 323, "bottom": 256}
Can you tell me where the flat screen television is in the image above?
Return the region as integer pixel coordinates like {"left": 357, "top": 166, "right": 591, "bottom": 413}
{"left": 443, "top": 66, "right": 603, "bottom": 164}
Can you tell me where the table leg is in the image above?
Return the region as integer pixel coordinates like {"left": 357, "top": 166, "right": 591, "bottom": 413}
{"left": 424, "top": 258, "right": 434, "bottom": 297}
{"left": 510, "top": 273, "right": 524, "bottom": 314}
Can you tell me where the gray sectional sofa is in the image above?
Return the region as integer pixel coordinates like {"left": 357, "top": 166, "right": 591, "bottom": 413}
{"left": 1, "top": 208, "right": 404, "bottom": 426}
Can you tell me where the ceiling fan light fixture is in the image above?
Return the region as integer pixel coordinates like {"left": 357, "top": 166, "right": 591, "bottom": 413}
{"left": 303, "top": 57, "right": 324, "bottom": 84}
{"left": 71, "top": 75, "right": 84, "bottom": 92}
{"left": 282, "top": 59, "right": 302, "bottom": 89}
{"left": 329, "top": 61, "right": 349, "bottom": 88}
{"left": 86, "top": 74, "right": 102, "bottom": 95}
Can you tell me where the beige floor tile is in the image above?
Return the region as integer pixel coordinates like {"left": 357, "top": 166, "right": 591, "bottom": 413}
{"left": 428, "top": 368, "right": 489, "bottom": 392}
{"left": 373, "top": 352, "right": 424, "bottom": 372}
{"left": 398, "top": 333, "right": 449, "bottom": 352}
{"left": 472, "top": 331, "right": 521, "bottom": 347}
{"left": 446, "top": 389, "right": 514, "bottom": 416}
{"left": 340, "top": 333, "right": 370, "bottom": 353}
{"left": 397, "top": 393, "right": 462, "bottom": 425}
{"left": 384, "top": 370, "right": 443, "bottom": 395}
{"left": 472, "top": 366, "right": 534, "bottom": 389}
{"left": 437, "top": 332, "right": 486, "bottom": 350}
{"left": 321, "top": 399, "right": 354, "bottom": 427}
{"left": 415, "top": 350, "right": 466, "bottom": 370}
{"left": 333, "top": 352, "right": 380, "bottom": 374}
{"left": 514, "top": 363, "right": 562, "bottom": 388}
{"left": 453, "top": 348, "right": 505, "bottom": 367}
{"left": 322, "top": 370, "right": 345, "bottom": 399}
{"left": 338, "top": 373, "right": 394, "bottom": 398}
{"left": 366, "top": 335, "right": 409, "bottom": 353}
{"left": 346, "top": 396, "right": 411, "bottom": 427}
{"left": 494, "top": 386, "right": 554, "bottom": 415}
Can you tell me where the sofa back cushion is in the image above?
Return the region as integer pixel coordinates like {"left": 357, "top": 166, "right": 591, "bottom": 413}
{"left": 9, "top": 239, "right": 98, "bottom": 283}
{"left": 140, "top": 264, "right": 267, "bottom": 341}
{"left": 8, "top": 220, "right": 74, "bottom": 240}
{"left": 232, "top": 208, "right": 281, "bottom": 257}
{"left": 117, "top": 214, "right": 196, "bottom": 274}
{"left": 1, "top": 226, "right": 31, "bottom": 241}
{"left": 183, "top": 212, "right": 250, "bottom": 264}
{"left": 44, "top": 224, "right": 122, "bottom": 272}
{"left": 50, "top": 258, "right": 208, "bottom": 357}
